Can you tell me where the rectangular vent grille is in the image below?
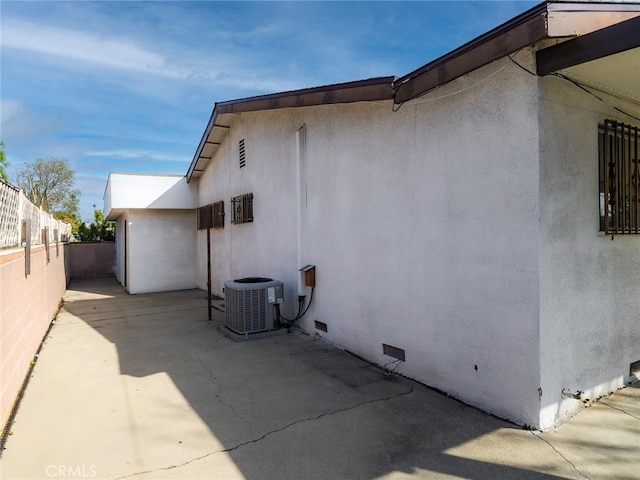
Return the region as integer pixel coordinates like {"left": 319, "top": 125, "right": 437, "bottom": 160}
{"left": 383, "top": 343, "right": 406, "bottom": 362}
{"left": 314, "top": 320, "right": 328, "bottom": 332}
{"left": 239, "top": 139, "right": 246, "bottom": 168}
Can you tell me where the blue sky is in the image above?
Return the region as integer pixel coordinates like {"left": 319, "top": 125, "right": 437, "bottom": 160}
{"left": 1, "top": 0, "right": 536, "bottom": 221}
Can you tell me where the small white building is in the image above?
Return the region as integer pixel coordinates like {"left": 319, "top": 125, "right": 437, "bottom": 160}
{"left": 105, "top": 1, "right": 640, "bottom": 429}
{"left": 104, "top": 173, "right": 198, "bottom": 294}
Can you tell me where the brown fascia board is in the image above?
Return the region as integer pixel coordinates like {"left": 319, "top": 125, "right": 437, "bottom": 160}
{"left": 393, "top": 1, "right": 640, "bottom": 103}
{"left": 536, "top": 15, "right": 640, "bottom": 75}
{"left": 215, "top": 76, "right": 396, "bottom": 114}
{"left": 187, "top": 76, "right": 395, "bottom": 181}
{"left": 393, "top": 2, "right": 549, "bottom": 103}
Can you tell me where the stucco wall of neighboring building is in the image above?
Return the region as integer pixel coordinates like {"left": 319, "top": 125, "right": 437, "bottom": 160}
{"left": 538, "top": 76, "right": 640, "bottom": 429}
{"left": 126, "top": 209, "right": 197, "bottom": 294}
{"left": 197, "top": 58, "right": 542, "bottom": 427}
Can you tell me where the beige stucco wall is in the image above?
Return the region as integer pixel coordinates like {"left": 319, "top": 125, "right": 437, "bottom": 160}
{"left": 537, "top": 76, "right": 640, "bottom": 429}
{"left": 66, "top": 242, "right": 115, "bottom": 280}
{"left": 196, "top": 58, "right": 543, "bottom": 427}
{"left": 0, "top": 244, "right": 67, "bottom": 429}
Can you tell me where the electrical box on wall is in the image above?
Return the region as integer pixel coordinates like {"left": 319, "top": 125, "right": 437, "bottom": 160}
{"left": 299, "top": 265, "right": 316, "bottom": 287}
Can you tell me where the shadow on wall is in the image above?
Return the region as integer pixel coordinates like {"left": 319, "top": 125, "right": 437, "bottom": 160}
{"left": 49, "top": 277, "right": 596, "bottom": 480}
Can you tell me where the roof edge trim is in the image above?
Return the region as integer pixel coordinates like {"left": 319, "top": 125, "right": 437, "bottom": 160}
{"left": 393, "top": 1, "right": 549, "bottom": 103}
{"left": 536, "top": 15, "right": 640, "bottom": 75}
{"left": 186, "top": 76, "right": 395, "bottom": 181}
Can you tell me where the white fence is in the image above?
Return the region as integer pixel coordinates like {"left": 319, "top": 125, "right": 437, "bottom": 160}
{"left": 0, "top": 180, "right": 72, "bottom": 249}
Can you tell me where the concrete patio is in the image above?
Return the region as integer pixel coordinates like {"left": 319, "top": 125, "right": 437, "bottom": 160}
{"left": 0, "top": 278, "right": 638, "bottom": 480}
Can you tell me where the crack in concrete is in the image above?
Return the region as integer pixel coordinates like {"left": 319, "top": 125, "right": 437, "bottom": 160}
{"left": 530, "top": 431, "right": 591, "bottom": 480}
{"left": 81, "top": 306, "right": 205, "bottom": 324}
{"left": 196, "top": 353, "right": 248, "bottom": 422}
{"left": 599, "top": 401, "right": 640, "bottom": 421}
{"left": 114, "top": 386, "right": 414, "bottom": 479}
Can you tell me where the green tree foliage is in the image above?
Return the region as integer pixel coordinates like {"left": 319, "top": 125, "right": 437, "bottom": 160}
{"left": 0, "top": 141, "right": 9, "bottom": 181}
{"left": 16, "top": 157, "right": 80, "bottom": 220}
{"left": 75, "top": 205, "right": 115, "bottom": 242}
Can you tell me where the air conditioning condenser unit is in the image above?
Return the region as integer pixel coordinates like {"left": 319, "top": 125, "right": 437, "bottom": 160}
{"left": 224, "top": 277, "right": 284, "bottom": 335}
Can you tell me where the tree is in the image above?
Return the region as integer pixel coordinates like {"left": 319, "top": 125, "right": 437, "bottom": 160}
{"left": 0, "top": 141, "right": 9, "bottom": 181}
{"left": 76, "top": 205, "right": 115, "bottom": 242}
{"left": 16, "top": 157, "right": 80, "bottom": 219}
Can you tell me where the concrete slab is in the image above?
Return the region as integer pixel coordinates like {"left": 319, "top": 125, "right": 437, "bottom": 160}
{"left": 0, "top": 278, "right": 638, "bottom": 479}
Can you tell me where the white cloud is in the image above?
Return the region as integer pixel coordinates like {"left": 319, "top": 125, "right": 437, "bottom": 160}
{"left": 0, "top": 99, "right": 68, "bottom": 145}
{"left": 1, "top": 20, "right": 187, "bottom": 79}
{"left": 1, "top": 17, "right": 309, "bottom": 94}
{"left": 84, "top": 149, "right": 189, "bottom": 163}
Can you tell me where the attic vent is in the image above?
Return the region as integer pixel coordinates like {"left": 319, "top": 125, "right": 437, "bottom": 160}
{"left": 239, "top": 139, "right": 246, "bottom": 168}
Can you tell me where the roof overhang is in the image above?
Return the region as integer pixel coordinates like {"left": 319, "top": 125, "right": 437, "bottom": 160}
{"left": 186, "top": 1, "right": 640, "bottom": 183}
{"left": 536, "top": 15, "right": 640, "bottom": 105}
{"left": 186, "top": 77, "right": 395, "bottom": 182}
{"left": 393, "top": 1, "right": 640, "bottom": 104}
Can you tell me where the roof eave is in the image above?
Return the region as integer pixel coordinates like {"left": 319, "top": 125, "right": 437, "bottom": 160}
{"left": 393, "top": 2, "right": 549, "bottom": 104}
{"left": 186, "top": 76, "right": 396, "bottom": 182}
{"left": 536, "top": 15, "right": 640, "bottom": 75}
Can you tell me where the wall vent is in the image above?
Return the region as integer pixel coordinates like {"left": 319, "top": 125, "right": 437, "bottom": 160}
{"left": 239, "top": 138, "right": 246, "bottom": 168}
{"left": 314, "top": 320, "right": 328, "bottom": 332}
{"left": 383, "top": 343, "right": 406, "bottom": 362}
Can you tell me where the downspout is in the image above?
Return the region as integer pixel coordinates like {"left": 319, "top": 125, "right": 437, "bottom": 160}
{"left": 296, "top": 125, "right": 308, "bottom": 296}
{"left": 207, "top": 227, "right": 212, "bottom": 321}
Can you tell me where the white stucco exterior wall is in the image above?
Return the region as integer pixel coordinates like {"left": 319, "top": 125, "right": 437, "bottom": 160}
{"left": 114, "top": 215, "right": 127, "bottom": 287}
{"left": 126, "top": 209, "right": 197, "bottom": 294}
{"left": 196, "top": 58, "right": 542, "bottom": 426}
{"left": 105, "top": 173, "right": 197, "bottom": 220}
{"left": 538, "top": 77, "right": 640, "bottom": 429}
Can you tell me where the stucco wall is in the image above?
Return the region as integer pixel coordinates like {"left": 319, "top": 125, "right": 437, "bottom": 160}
{"left": 538, "top": 76, "right": 640, "bottom": 429}
{"left": 0, "top": 244, "right": 66, "bottom": 429}
{"left": 105, "top": 173, "right": 197, "bottom": 217}
{"left": 114, "top": 215, "right": 126, "bottom": 287}
{"left": 127, "top": 209, "right": 197, "bottom": 294}
{"left": 66, "top": 242, "right": 115, "bottom": 280}
{"left": 196, "top": 59, "right": 542, "bottom": 426}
